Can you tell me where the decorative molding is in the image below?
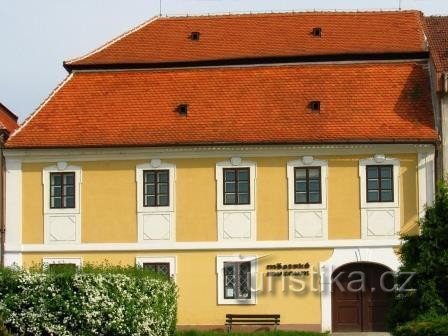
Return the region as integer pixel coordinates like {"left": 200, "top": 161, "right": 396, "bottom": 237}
{"left": 216, "top": 159, "right": 257, "bottom": 241}
{"left": 359, "top": 156, "right": 400, "bottom": 239}
{"left": 4, "top": 144, "right": 436, "bottom": 163}
{"left": 319, "top": 247, "right": 400, "bottom": 332}
{"left": 135, "top": 160, "right": 176, "bottom": 242}
{"left": 136, "top": 256, "right": 177, "bottom": 279}
{"left": 287, "top": 157, "right": 328, "bottom": 240}
{"left": 216, "top": 255, "right": 257, "bottom": 305}
{"left": 42, "top": 164, "right": 82, "bottom": 244}
{"left": 8, "top": 239, "right": 401, "bottom": 253}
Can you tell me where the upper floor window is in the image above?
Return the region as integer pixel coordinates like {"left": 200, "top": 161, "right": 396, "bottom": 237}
{"left": 294, "top": 167, "right": 321, "bottom": 204}
{"left": 50, "top": 172, "right": 76, "bottom": 209}
{"left": 366, "top": 165, "right": 393, "bottom": 202}
{"left": 143, "top": 170, "right": 169, "bottom": 207}
{"left": 223, "top": 168, "right": 250, "bottom": 205}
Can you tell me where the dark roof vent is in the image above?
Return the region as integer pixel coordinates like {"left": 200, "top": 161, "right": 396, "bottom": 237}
{"left": 190, "top": 32, "right": 200, "bottom": 41}
{"left": 177, "top": 104, "right": 189, "bottom": 116}
{"left": 309, "top": 101, "right": 321, "bottom": 112}
{"left": 311, "top": 27, "right": 322, "bottom": 37}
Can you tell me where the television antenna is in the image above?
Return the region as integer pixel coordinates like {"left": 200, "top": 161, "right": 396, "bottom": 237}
{"left": 159, "top": 0, "right": 162, "bottom": 16}
{"left": 399, "top": 0, "right": 402, "bottom": 10}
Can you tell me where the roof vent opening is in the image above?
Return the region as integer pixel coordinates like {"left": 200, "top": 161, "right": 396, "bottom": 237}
{"left": 190, "top": 32, "right": 201, "bottom": 41}
{"left": 309, "top": 101, "right": 321, "bottom": 112}
{"left": 311, "top": 27, "right": 322, "bottom": 37}
{"left": 177, "top": 104, "right": 189, "bottom": 116}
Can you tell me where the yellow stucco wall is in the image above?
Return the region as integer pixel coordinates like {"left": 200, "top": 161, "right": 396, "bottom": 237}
{"left": 21, "top": 153, "right": 419, "bottom": 244}
{"left": 22, "top": 249, "right": 332, "bottom": 326}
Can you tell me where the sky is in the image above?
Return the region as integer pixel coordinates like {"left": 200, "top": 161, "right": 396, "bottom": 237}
{"left": 1, "top": 0, "right": 448, "bottom": 121}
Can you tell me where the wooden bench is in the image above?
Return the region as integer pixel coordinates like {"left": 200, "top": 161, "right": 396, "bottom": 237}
{"left": 225, "top": 314, "right": 280, "bottom": 332}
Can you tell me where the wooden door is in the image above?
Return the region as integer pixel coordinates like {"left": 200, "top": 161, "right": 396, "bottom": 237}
{"left": 332, "top": 263, "right": 393, "bottom": 332}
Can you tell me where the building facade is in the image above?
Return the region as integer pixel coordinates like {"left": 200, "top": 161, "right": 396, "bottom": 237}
{"left": 4, "top": 11, "right": 439, "bottom": 332}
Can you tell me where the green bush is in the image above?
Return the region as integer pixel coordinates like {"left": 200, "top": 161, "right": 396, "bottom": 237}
{"left": 0, "top": 264, "right": 177, "bottom": 336}
{"left": 393, "top": 316, "right": 448, "bottom": 336}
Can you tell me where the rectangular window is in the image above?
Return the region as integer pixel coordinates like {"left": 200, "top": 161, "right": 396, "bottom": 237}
{"left": 366, "top": 165, "right": 394, "bottom": 202}
{"left": 48, "top": 263, "right": 78, "bottom": 272}
{"left": 223, "top": 168, "right": 250, "bottom": 205}
{"left": 143, "top": 262, "right": 170, "bottom": 278}
{"left": 223, "top": 261, "right": 251, "bottom": 299}
{"left": 143, "top": 170, "right": 169, "bottom": 207}
{"left": 50, "top": 172, "right": 76, "bottom": 209}
{"left": 294, "top": 167, "right": 321, "bottom": 204}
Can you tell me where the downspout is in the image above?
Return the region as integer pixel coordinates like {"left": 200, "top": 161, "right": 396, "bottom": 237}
{"left": 0, "top": 130, "right": 9, "bottom": 267}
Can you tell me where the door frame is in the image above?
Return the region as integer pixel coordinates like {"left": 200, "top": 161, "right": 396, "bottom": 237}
{"left": 319, "top": 247, "right": 400, "bottom": 332}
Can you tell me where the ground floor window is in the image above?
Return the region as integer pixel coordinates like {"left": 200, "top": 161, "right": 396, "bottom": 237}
{"left": 217, "top": 255, "right": 256, "bottom": 305}
{"left": 143, "top": 262, "right": 170, "bottom": 278}
{"left": 136, "top": 256, "right": 176, "bottom": 280}
{"left": 42, "top": 257, "right": 82, "bottom": 270}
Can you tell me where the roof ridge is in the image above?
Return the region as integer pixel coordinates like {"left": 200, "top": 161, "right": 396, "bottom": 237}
{"left": 65, "top": 16, "right": 160, "bottom": 65}
{"left": 158, "top": 9, "right": 421, "bottom": 20}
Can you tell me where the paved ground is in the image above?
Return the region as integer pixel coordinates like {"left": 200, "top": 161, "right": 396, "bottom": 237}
{"left": 331, "top": 333, "right": 391, "bottom": 336}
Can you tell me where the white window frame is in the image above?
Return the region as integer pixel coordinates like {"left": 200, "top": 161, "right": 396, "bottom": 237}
{"left": 287, "top": 156, "right": 328, "bottom": 240}
{"left": 136, "top": 256, "right": 177, "bottom": 280}
{"left": 43, "top": 162, "right": 82, "bottom": 244}
{"left": 359, "top": 155, "right": 400, "bottom": 239}
{"left": 136, "top": 159, "right": 176, "bottom": 242}
{"left": 42, "top": 257, "right": 82, "bottom": 269}
{"left": 216, "top": 255, "right": 257, "bottom": 305}
{"left": 216, "top": 158, "right": 256, "bottom": 241}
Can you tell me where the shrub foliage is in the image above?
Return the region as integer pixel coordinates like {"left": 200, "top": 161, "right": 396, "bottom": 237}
{"left": 389, "top": 182, "right": 448, "bottom": 333}
{"left": 0, "top": 264, "right": 177, "bottom": 336}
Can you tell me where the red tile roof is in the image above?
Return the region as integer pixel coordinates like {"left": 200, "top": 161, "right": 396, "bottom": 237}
{"left": 7, "top": 62, "right": 437, "bottom": 149}
{"left": 0, "top": 103, "right": 18, "bottom": 134}
{"left": 425, "top": 16, "right": 448, "bottom": 73}
{"left": 66, "top": 11, "right": 427, "bottom": 68}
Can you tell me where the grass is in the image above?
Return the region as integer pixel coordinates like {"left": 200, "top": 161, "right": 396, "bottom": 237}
{"left": 176, "top": 331, "right": 328, "bottom": 336}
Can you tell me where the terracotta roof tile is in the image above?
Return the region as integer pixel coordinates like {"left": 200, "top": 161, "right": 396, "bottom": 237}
{"left": 0, "top": 103, "right": 18, "bottom": 134}
{"left": 7, "top": 62, "right": 437, "bottom": 149}
{"left": 66, "top": 11, "right": 427, "bottom": 67}
{"left": 425, "top": 16, "right": 448, "bottom": 72}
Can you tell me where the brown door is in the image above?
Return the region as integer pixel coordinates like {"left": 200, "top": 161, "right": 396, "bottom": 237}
{"left": 332, "top": 263, "right": 393, "bottom": 332}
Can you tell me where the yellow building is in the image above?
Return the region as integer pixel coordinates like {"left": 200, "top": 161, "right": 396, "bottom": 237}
{"left": 3, "top": 11, "right": 439, "bottom": 333}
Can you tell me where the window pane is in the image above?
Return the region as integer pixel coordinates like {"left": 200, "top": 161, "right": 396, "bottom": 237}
{"left": 367, "top": 190, "right": 379, "bottom": 202}
{"left": 238, "top": 262, "right": 251, "bottom": 299}
{"left": 51, "top": 197, "right": 62, "bottom": 208}
{"left": 381, "top": 167, "right": 392, "bottom": 178}
{"left": 381, "top": 190, "right": 393, "bottom": 202}
{"left": 309, "top": 180, "right": 320, "bottom": 192}
{"left": 225, "top": 194, "right": 236, "bottom": 204}
{"left": 238, "top": 181, "right": 249, "bottom": 193}
{"left": 158, "top": 195, "right": 169, "bottom": 206}
{"left": 308, "top": 168, "right": 320, "bottom": 178}
{"left": 145, "top": 195, "right": 156, "bottom": 206}
{"left": 309, "top": 192, "right": 320, "bottom": 203}
{"left": 381, "top": 178, "right": 392, "bottom": 190}
{"left": 367, "top": 179, "right": 379, "bottom": 190}
{"left": 145, "top": 184, "right": 155, "bottom": 196}
{"left": 64, "top": 197, "right": 75, "bottom": 208}
{"left": 51, "top": 174, "right": 62, "bottom": 186}
{"left": 49, "top": 264, "right": 77, "bottom": 272}
{"left": 295, "top": 192, "right": 307, "bottom": 203}
{"left": 295, "top": 168, "right": 306, "bottom": 179}
{"left": 158, "top": 172, "right": 169, "bottom": 183}
{"left": 238, "top": 193, "right": 249, "bottom": 204}
{"left": 51, "top": 186, "right": 61, "bottom": 197}
{"left": 158, "top": 183, "right": 168, "bottom": 194}
{"left": 64, "top": 185, "right": 75, "bottom": 197}
{"left": 64, "top": 174, "right": 75, "bottom": 185}
{"left": 143, "top": 263, "right": 156, "bottom": 272}
{"left": 367, "top": 167, "right": 378, "bottom": 179}
{"left": 224, "top": 170, "right": 236, "bottom": 181}
{"left": 144, "top": 172, "right": 155, "bottom": 184}
{"left": 156, "top": 263, "right": 170, "bottom": 278}
{"left": 296, "top": 181, "right": 306, "bottom": 192}
{"left": 224, "top": 182, "right": 235, "bottom": 193}
{"left": 224, "top": 263, "right": 236, "bottom": 299}
{"left": 238, "top": 169, "right": 249, "bottom": 181}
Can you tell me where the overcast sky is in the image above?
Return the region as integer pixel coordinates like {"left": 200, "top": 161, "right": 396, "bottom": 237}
{"left": 1, "top": 0, "right": 448, "bottom": 121}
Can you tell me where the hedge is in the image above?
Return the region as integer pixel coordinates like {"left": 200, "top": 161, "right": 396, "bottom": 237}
{"left": 394, "top": 316, "right": 448, "bottom": 336}
{"left": 0, "top": 265, "right": 177, "bottom": 336}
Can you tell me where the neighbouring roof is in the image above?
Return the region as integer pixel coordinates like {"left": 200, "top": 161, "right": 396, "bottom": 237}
{"left": 0, "top": 103, "right": 18, "bottom": 135}
{"left": 425, "top": 16, "right": 448, "bottom": 73}
{"left": 65, "top": 11, "right": 427, "bottom": 69}
{"left": 7, "top": 62, "right": 437, "bottom": 149}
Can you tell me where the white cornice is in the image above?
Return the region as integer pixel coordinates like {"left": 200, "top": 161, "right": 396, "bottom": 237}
{"left": 6, "top": 239, "right": 400, "bottom": 253}
{"left": 4, "top": 144, "right": 435, "bottom": 162}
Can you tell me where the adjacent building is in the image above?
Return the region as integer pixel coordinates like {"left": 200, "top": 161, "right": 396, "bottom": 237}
{"left": 3, "top": 11, "right": 438, "bottom": 332}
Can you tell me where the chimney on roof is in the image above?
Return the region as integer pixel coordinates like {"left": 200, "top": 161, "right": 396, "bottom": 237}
{"left": 177, "top": 104, "right": 189, "bottom": 116}
{"left": 309, "top": 101, "right": 321, "bottom": 112}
